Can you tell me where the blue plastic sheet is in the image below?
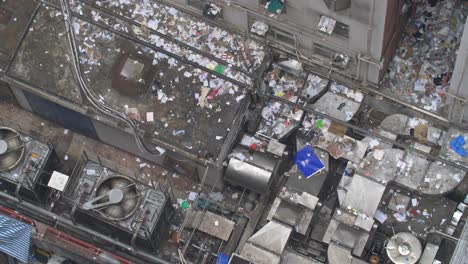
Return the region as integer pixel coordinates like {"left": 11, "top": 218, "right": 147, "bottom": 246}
{"left": 216, "top": 253, "right": 230, "bottom": 264}
{"left": 294, "top": 145, "right": 325, "bottom": 178}
{"left": 0, "top": 215, "right": 32, "bottom": 263}
{"left": 450, "top": 135, "right": 467, "bottom": 157}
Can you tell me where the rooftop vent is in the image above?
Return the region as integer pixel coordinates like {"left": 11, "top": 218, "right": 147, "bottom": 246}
{"left": 112, "top": 53, "right": 156, "bottom": 98}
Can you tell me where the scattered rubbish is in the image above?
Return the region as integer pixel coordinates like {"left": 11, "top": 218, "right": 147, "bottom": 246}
{"left": 139, "top": 163, "right": 147, "bottom": 168}
{"left": 63, "top": 129, "right": 69, "bottom": 135}
{"left": 181, "top": 200, "right": 190, "bottom": 210}
{"left": 302, "top": 74, "right": 329, "bottom": 99}
{"left": 188, "top": 192, "right": 198, "bottom": 201}
{"left": 64, "top": 155, "right": 69, "bottom": 161}
{"left": 383, "top": 0, "right": 467, "bottom": 112}
{"left": 278, "top": 59, "right": 303, "bottom": 76}
{"left": 156, "top": 146, "right": 166, "bottom": 155}
{"left": 172, "top": 130, "right": 185, "bottom": 136}
{"left": 266, "top": 0, "right": 285, "bottom": 14}
{"left": 146, "top": 112, "right": 154, "bottom": 122}
{"left": 251, "top": 21, "right": 269, "bottom": 36}
{"left": 394, "top": 211, "right": 407, "bottom": 222}
{"left": 318, "top": 15, "right": 336, "bottom": 35}
{"left": 124, "top": 107, "right": 141, "bottom": 121}
{"left": 374, "top": 209, "right": 388, "bottom": 224}
{"left": 203, "top": 3, "right": 222, "bottom": 19}
{"left": 373, "top": 150, "right": 385, "bottom": 161}
{"left": 209, "top": 192, "right": 224, "bottom": 202}
{"left": 368, "top": 139, "right": 380, "bottom": 149}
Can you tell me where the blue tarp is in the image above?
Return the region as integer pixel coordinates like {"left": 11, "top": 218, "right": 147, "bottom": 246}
{"left": 294, "top": 145, "right": 325, "bottom": 178}
{"left": 0, "top": 215, "right": 32, "bottom": 263}
{"left": 216, "top": 253, "right": 230, "bottom": 264}
{"left": 450, "top": 135, "right": 467, "bottom": 157}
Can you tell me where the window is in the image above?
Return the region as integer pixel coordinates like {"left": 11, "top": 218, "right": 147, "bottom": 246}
{"left": 318, "top": 15, "right": 349, "bottom": 39}
{"left": 269, "top": 26, "right": 295, "bottom": 46}
{"left": 187, "top": 0, "right": 207, "bottom": 10}
{"left": 187, "top": 0, "right": 223, "bottom": 19}
{"left": 314, "top": 43, "right": 335, "bottom": 60}
{"left": 334, "top": 21, "right": 349, "bottom": 38}
{"left": 323, "top": 0, "right": 351, "bottom": 11}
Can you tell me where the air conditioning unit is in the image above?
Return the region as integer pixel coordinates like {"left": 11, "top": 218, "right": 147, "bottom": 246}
{"left": 323, "top": 0, "right": 351, "bottom": 11}
{"left": 0, "top": 127, "right": 55, "bottom": 203}
{"left": 65, "top": 161, "right": 173, "bottom": 251}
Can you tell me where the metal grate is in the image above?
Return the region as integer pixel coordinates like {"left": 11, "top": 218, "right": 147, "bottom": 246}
{"left": 334, "top": 21, "right": 349, "bottom": 38}
{"left": 0, "top": 215, "right": 32, "bottom": 263}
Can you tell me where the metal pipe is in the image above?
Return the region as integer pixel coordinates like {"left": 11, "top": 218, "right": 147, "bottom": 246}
{"left": 0, "top": 191, "right": 172, "bottom": 264}
{"left": 356, "top": 53, "right": 362, "bottom": 79}
{"left": 14, "top": 183, "right": 23, "bottom": 203}
{"left": 428, "top": 229, "right": 459, "bottom": 242}
{"left": 131, "top": 209, "right": 149, "bottom": 251}
{"left": 364, "top": 0, "right": 376, "bottom": 84}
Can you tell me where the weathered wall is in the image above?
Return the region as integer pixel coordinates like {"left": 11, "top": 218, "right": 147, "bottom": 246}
{"left": 171, "top": 0, "right": 395, "bottom": 84}
{"left": 448, "top": 18, "right": 468, "bottom": 123}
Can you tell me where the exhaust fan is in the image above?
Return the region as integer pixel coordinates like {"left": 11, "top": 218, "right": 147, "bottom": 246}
{"left": 0, "top": 127, "right": 25, "bottom": 171}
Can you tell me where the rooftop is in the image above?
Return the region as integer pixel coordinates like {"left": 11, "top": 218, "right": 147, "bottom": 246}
{"left": 4, "top": 2, "right": 269, "bottom": 160}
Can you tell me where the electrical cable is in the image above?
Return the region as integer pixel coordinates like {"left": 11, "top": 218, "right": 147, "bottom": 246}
{"left": 58, "top": 0, "right": 161, "bottom": 157}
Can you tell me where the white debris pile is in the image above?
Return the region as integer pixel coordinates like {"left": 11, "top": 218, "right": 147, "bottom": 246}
{"left": 264, "top": 64, "right": 304, "bottom": 102}
{"left": 72, "top": 2, "right": 254, "bottom": 86}
{"left": 251, "top": 20, "right": 269, "bottom": 36}
{"left": 330, "top": 82, "right": 364, "bottom": 103}
{"left": 93, "top": 0, "right": 267, "bottom": 73}
{"left": 301, "top": 74, "right": 329, "bottom": 99}
{"left": 258, "top": 100, "right": 304, "bottom": 139}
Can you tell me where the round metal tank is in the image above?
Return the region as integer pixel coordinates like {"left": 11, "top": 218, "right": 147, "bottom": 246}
{"left": 224, "top": 150, "right": 277, "bottom": 193}
{"left": 386, "top": 232, "right": 422, "bottom": 264}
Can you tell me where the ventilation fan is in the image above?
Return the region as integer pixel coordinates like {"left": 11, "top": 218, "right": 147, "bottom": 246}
{"left": 0, "top": 127, "right": 25, "bottom": 171}
{"left": 386, "top": 232, "right": 422, "bottom": 264}
{"left": 83, "top": 176, "right": 140, "bottom": 220}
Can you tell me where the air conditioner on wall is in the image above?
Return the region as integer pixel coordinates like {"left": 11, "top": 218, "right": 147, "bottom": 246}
{"left": 323, "top": 0, "right": 351, "bottom": 11}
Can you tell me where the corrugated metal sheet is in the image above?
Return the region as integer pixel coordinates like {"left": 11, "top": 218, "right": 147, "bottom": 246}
{"left": 0, "top": 215, "right": 32, "bottom": 263}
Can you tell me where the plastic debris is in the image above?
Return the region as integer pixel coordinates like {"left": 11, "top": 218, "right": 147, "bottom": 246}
{"left": 294, "top": 145, "right": 325, "bottom": 178}
{"left": 450, "top": 135, "right": 467, "bottom": 157}
{"left": 383, "top": 0, "right": 467, "bottom": 112}
{"left": 251, "top": 21, "right": 269, "bottom": 36}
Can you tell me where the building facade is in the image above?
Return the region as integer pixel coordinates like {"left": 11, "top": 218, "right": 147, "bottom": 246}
{"left": 169, "top": 0, "right": 412, "bottom": 85}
